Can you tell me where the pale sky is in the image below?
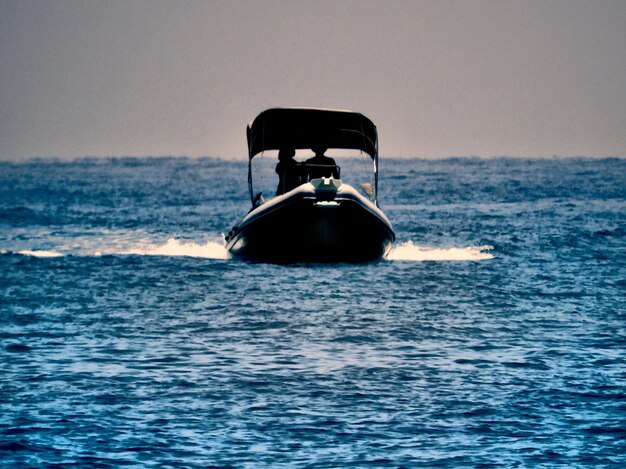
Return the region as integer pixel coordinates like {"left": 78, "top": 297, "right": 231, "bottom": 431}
{"left": 1, "top": 0, "right": 625, "bottom": 160}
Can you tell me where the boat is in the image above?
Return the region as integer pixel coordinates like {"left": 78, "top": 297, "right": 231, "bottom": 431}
{"left": 225, "top": 108, "right": 395, "bottom": 263}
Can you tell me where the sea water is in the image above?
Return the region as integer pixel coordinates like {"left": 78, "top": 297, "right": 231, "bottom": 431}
{"left": 1, "top": 157, "right": 624, "bottom": 467}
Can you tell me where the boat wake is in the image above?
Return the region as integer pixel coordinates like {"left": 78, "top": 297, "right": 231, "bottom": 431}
{"left": 3, "top": 235, "right": 492, "bottom": 262}
{"left": 12, "top": 249, "right": 65, "bottom": 258}
{"left": 123, "top": 238, "right": 228, "bottom": 259}
{"left": 132, "top": 239, "right": 493, "bottom": 262}
{"left": 1, "top": 232, "right": 229, "bottom": 260}
{"left": 387, "top": 241, "right": 493, "bottom": 261}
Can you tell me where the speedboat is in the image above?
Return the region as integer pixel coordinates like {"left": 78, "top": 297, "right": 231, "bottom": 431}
{"left": 225, "top": 108, "right": 395, "bottom": 263}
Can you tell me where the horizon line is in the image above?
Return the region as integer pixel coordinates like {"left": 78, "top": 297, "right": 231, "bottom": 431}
{"left": 1, "top": 154, "right": 625, "bottom": 163}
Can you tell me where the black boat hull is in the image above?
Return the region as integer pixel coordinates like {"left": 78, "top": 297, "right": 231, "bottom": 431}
{"left": 226, "top": 183, "right": 394, "bottom": 263}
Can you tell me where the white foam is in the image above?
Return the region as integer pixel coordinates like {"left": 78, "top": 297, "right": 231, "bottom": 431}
{"left": 6, "top": 232, "right": 491, "bottom": 263}
{"left": 17, "top": 249, "right": 65, "bottom": 258}
{"left": 387, "top": 241, "right": 493, "bottom": 261}
{"left": 124, "top": 238, "right": 228, "bottom": 259}
{"left": 4, "top": 231, "right": 228, "bottom": 260}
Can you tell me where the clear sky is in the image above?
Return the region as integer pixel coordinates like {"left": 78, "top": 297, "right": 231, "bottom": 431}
{"left": 1, "top": 0, "right": 625, "bottom": 160}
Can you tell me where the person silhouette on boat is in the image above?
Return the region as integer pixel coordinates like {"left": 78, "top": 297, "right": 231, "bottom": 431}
{"left": 275, "top": 147, "right": 302, "bottom": 195}
{"left": 305, "top": 145, "right": 339, "bottom": 180}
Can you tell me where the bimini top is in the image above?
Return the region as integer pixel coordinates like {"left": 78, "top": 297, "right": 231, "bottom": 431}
{"left": 247, "top": 108, "right": 378, "bottom": 160}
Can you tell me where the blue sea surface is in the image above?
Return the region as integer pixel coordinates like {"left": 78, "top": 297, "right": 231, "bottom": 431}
{"left": 1, "top": 157, "right": 625, "bottom": 467}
